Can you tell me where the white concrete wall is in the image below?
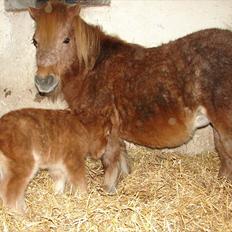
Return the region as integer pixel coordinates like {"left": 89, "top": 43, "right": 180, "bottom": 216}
{"left": 1, "top": 0, "right": 232, "bottom": 153}
{"left": 0, "top": 0, "right": 66, "bottom": 113}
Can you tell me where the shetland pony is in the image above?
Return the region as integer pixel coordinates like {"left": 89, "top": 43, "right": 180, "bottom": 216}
{"left": 29, "top": 2, "right": 232, "bottom": 190}
{"left": 0, "top": 108, "right": 126, "bottom": 213}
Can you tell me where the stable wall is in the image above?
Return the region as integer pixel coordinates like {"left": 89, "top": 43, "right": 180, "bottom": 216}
{"left": 1, "top": 0, "right": 232, "bottom": 154}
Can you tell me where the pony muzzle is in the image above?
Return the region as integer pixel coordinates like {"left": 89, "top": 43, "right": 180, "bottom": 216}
{"left": 34, "top": 75, "right": 59, "bottom": 93}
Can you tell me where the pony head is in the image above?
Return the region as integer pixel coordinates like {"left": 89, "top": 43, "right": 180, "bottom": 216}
{"left": 29, "top": 2, "right": 81, "bottom": 94}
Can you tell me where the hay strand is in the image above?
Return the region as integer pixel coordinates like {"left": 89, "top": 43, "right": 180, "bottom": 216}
{"left": 1, "top": 147, "right": 232, "bottom": 231}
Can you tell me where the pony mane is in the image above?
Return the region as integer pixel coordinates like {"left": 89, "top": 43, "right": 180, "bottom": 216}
{"left": 36, "top": 1, "right": 114, "bottom": 71}
{"left": 73, "top": 16, "right": 103, "bottom": 70}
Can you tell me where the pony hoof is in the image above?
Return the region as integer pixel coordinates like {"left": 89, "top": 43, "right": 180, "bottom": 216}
{"left": 104, "top": 185, "right": 117, "bottom": 194}
{"left": 218, "top": 167, "right": 232, "bottom": 180}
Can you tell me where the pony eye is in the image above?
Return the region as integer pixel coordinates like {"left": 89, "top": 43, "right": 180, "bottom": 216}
{"left": 63, "top": 37, "right": 70, "bottom": 44}
{"left": 32, "top": 38, "right": 38, "bottom": 47}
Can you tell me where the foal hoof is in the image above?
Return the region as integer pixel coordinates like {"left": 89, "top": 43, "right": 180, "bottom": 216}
{"left": 5, "top": 201, "right": 27, "bottom": 215}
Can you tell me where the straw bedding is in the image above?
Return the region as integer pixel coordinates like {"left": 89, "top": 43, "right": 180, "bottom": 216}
{"left": 1, "top": 146, "right": 232, "bottom": 232}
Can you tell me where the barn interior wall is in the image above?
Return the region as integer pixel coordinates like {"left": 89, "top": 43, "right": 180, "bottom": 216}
{"left": 1, "top": 0, "right": 232, "bottom": 154}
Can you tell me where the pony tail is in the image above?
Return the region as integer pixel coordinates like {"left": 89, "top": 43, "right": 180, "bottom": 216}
{"left": 74, "top": 17, "right": 101, "bottom": 71}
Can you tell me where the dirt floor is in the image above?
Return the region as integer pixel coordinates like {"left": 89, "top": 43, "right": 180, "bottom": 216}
{"left": 0, "top": 146, "right": 232, "bottom": 232}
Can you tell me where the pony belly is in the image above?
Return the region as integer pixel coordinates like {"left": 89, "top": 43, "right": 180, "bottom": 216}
{"left": 122, "top": 119, "right": 192, "bottom": 148}
{"left": 121, "top": 106, "right": 209, "bottom": 149}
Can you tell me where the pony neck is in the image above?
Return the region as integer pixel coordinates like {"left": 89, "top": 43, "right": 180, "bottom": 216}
{"left": 73, "top": 15, "right": 126, "bottom": 72}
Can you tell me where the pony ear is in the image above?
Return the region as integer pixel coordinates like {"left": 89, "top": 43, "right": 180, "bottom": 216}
{"left": 28, "top": 7, "right": 40, "bottom": 20}
{"left": 67, "top": 4, "right": 81, "bottom": 19}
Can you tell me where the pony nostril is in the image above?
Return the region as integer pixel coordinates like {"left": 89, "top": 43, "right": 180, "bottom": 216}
{"left": 35, "top": 75, "right": 55, "bottom": 86}
{"left": 47, "top": 75, "right": 54, "bottom": 85}
{"left": 35, "top": 75, "right": 43, "bottom": 85}
{"left": 34, "top": 74, "right": 59, "bottom": 93}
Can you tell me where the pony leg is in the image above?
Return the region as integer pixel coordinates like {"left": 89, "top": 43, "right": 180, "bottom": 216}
{"left": 64, "top": 155, "right": 87, "bottom": 194}
{"left": 119, "top": 140, "right": 131, "bottom": 176}
{"left": 213, "top": 128, "right": 232, "bottom": 179}
{"left": 101, "top": 139, "right": 130, "bottom": 193}
{"left": 101, "top": 152, "right": 120, "bottom": 193}
{"left": 49, "top": 168, "right": 66, "bottom": 194}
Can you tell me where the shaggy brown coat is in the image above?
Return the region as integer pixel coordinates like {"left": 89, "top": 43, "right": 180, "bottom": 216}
{"left": 29, "top": 2, "right": 232, "bottom": 190}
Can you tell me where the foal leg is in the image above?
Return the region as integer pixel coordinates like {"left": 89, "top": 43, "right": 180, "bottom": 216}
{"left": 1, "top": 157, "right": 36, "bottom": 213}
{"left": 0, "top": 151, "right": 9, "bottom": 200}
{"left": 64, "top": 154, "right": 87, "bottom": 194}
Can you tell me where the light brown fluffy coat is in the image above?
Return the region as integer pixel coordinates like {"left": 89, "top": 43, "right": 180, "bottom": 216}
{"left": 0, "top": 108, "right": 111, "bottom": 213}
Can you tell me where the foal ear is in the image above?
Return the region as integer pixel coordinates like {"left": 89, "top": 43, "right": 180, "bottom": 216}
{"left": 67, "top": 4, "right": 81, "bottom": 19}
{"left": 28, "top": 7, "right": 40, "bottom": 20}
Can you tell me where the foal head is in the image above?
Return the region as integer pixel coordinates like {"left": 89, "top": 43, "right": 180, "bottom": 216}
{"left": 29, "top": 2, "right": 80, "bottom": 93}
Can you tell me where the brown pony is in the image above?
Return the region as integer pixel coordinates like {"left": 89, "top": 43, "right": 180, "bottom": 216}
{"left": 29, "top": 2, "right": 232, "bottom": 190}
{"left": 0, "top": 108, "right": 123, "bottom": 213}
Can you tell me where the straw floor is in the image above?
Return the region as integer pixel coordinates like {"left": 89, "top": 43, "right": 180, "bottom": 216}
{"left": 1, "top": 146, "right": 232, "bottom": 232}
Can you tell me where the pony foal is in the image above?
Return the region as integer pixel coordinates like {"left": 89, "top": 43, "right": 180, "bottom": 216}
{"left": 0, "top": 108, "right": 110, "bottom": 213}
